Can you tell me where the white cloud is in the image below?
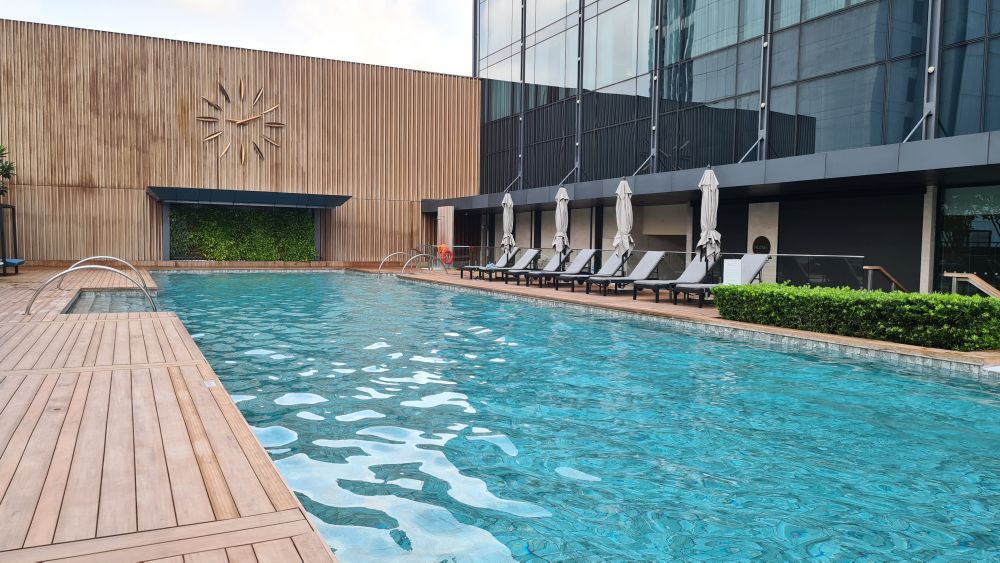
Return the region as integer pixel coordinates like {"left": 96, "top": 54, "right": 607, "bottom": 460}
{"left": 0, "top": 0, "right": 473, "bottom": 76}
{"left": 283, "top": 0, "right": 472, "bottom": 75}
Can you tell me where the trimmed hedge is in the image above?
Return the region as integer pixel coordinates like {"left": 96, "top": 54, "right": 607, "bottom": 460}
{"left": 712, "top": 283, "right": 1000, "bottom": 351}
{"left": 169, "top": 205, "right": 316, "bottom": 261}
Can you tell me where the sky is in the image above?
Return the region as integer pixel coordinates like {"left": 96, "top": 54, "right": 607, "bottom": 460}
{"left": 0, "top": 0, "right": 474, "bottom": 76}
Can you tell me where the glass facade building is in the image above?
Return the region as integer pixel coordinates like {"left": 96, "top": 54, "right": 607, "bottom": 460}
{"left": 469, "top": 0, "right": 1000, "bottom": 292}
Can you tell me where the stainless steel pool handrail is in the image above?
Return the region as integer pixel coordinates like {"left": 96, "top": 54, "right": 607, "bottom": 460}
{"left": 57, "top": 256, "right": 148, "bottom": 289}
{"left": 378, "top": 250, "right": 416, "bottom": 273}
{"left": 25, "top": 265, "right": 157, "bottom": 315}
{"left": 401, "top": 253, "right": 441, "bottom": 273}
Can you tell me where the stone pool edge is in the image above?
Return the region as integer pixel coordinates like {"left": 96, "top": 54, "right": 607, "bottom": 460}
{"left": 395, "top": 272, "right": 1000, "bottom": 384}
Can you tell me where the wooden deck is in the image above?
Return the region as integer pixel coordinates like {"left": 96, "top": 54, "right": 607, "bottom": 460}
{"left": 0, "top": 268, "right": 334, "bottom": 562}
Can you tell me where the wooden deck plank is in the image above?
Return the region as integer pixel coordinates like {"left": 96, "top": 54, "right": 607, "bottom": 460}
{"left": 27, "top": 322, "right": 75, "bottom": 370}
{"left": 23, "top": 372, "right": 94, "bottom": 548}
{"left": 112, "top": 320, "right": 132, "bottom": 366}
{"left": 225, "top": 544, "right": 259, "bottom": 563}
{"left": 0, "top": 323, "right": 48, "bottom": 369}
{"left": 0, "top": 375, "right": 50, "bottom": 458}
{"left": 142, "top": 319, "right": 167, "bottom": 365}
{"left": 60, "top": 321, "right": 96, "bottom": 369}
{"left": 151, "top": 319, "right": 178, "bottom": 364}
{"left": 150, "top": 367, "right": 215, "bottom": 527}
{"left": 0, "top": 372, "right": 78, "bottom": 551}
{"left": 94, "top": 321, "right": 117, "bottom": 367}
{"left": 200, "top": 365, "right": 298, "bottom": 511}
{"left": 4, "top": 510, "right": 303, "bottom": 562}
{"left": 177, "top": 365, "right": 273, "bottom": 518}
{"left": 0, "top": 374, "right": 26, "bottom": 414}
{"left": 133, "top": 368, "right": 178, "bottom": 532}
{"left": 130, "top": 319, "right": 150, "bottom": 366}
{"left": 45, "top": 321, "right": 85, "bottom": 370}
{"left": 291, "top": 533, "right": 334, "bottom": 563}
{"left": 11, "top": 323, "right": 63, "bottom": 370}
{"left": 54, "top": 371, "right": 112, "bottom": 543}
{"left": 167, "top": 367, "right": 240, "bottom": 521}
{"left": 252, "top": 538, "right": 303, "bottom": 563}
{"left": 183, "top": 548, "right": 229, "bottom": 563}
{"left": 97, "top": 369, "right": 138, "bottom": 537}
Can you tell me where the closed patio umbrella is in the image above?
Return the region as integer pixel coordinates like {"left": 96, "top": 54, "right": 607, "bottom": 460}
{"left": 501, "top": 192, "right": 515, "bottom": 252}
{"left": 613, "top": 179, "right": 634, "bottom": 258}
{"left": 695, "top": 168, "right": 722, "bottom": 262}
{"left": 552, "top": 187, "right": 570, "bottom": 255}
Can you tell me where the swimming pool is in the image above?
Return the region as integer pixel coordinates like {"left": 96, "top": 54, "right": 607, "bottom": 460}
{"left": 153, "top": 271, "right": 1000, "bottom": 561}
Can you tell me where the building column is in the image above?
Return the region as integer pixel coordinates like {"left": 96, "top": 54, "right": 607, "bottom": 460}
{"left": 919, "top": 185, "right": 938, "bottom": 293}
{"left": 747, "top": 202, "right": 779, "bottom": 282}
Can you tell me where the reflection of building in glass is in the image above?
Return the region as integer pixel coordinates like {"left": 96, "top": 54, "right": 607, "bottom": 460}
{"left": 454, "top": 0, "right": 1000, "bottom": 294}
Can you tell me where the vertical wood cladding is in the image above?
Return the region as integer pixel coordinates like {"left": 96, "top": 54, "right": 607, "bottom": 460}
{"left": 0, "top": 19, "right": 479, "bottom": 261}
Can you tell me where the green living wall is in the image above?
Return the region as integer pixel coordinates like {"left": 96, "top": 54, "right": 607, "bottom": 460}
{"left": 169, "top": 204, "right": 316, "bottom": 261}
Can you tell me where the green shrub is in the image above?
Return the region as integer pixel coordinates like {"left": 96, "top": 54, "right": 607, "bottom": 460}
{"left": 169, "top": 205, "right": 316, "bottom": 261}
{"left": 712, "top": 283, "right": 1000, "bottom": 351}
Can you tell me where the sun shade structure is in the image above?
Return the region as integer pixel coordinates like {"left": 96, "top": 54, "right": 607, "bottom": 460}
{"left": 695, "top": 169, "right": 722, "bottom": 262}
{"left": 552, "top": 186, "right": 570, "bottom": 255}
{"left": 613, "top": 179, "right": 634, "bottom": 258}
{"left": 146, "top": 187, "right": 350, "bottom": 208}
{"left": 501, "top": 192, "right": 516, "bottom": 252}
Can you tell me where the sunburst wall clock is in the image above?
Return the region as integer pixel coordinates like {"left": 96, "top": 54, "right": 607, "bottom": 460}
{"left": 197, "top": 80, "right": 285, "bottom": 164}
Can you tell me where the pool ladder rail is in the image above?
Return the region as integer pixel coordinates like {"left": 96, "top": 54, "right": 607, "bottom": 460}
{"left": 377, "top": 249, "right": 445, "bottom": 274}
{"left": 24, "top": 256, "right": 157, "bottom": 315}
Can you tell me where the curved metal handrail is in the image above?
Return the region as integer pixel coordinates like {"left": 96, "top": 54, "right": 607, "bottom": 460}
{"left": 25, "top": 265, "right": 157, "bottom": 315}
{"left": 401, "top": 253, "right": 441, "bottom": 273}
{"left": 57, "top": 256, "right": 148, "bottom": 290}
{"left": 377, "top": 251, "right": 416, "bottom": 273}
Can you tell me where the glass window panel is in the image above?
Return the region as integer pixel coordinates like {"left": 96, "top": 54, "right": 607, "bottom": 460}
{"left": 487, "top": 0, "right": 516, "bottom": 53}
{"left": 736, "top": 40, "right": 761, "bottom": 94}
{"left": 479, "top": 1, "right": 490, "bottom": 58}
{"left": 583, "top": 17, "right": 597, "bottom": 89}
{"left": 803, "top": 0, "right": 849, "bottom": 20}
{"left": 767, "top": 84, "right": 797, "bottom": 157}
{"left": 993, "top": 0, "right": 1000, "bottom": 34}
{"left": 662, "top": 0, "right": 684, "bottom": 65}
{"left": 936, "top": 185, "right": 1000, "bottom": 291}
{"left": 886, "top": 56, "right": 926, "bottom": 143}
{"left": 805, "top": 0, "right": 879, "bottom": 20}
{"left": 687, "top": 0, "right": 740, "bottom": 58}
{"left": 595, "top": 0, "right": 639, "bottom": 87}
{"left": 890, "top": 0, "right": 927, "bottom": 58}
{"left": 796, "top": 64, "right": 886, "bottom": 154}
{"left": 942, "top": 0, "right": 987, "bottom": 45}
{"left": 770, "top": 27, "right": 799, "bottom": 85}
{"left": 530, "top": 0, "right": 573, "bottom": 32}
{"left": 690, "top": 47, "right": 737, "bottom": 102}
{"left": 799, "top": 1, "right": 888, "bottom": 80}
{"left": 637, "top": 0, "right": 655, "bottom": 73}
{"left": 566, "top": 25, "right": 580, "bottom": 92}
{"left": 938, "top": 42, "right": 985, "bottom": 137}
{"left": 986, "top": 40, "right": 1000, "bottom": 131}
{"left": 739, "top": 0, "right": 765, "bottom": 40}
{"left": 772, "top": 0, "right": 801, "bottom": 29}
{"left": 736, "top": 92, "right": 761, "bottom": 161}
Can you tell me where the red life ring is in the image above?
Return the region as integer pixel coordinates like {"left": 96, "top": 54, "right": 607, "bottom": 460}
{"left": 438, "top": 247, "right": 454, "bottom": 265}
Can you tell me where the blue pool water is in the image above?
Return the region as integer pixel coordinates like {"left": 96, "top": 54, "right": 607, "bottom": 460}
{"left": 153, "top": 271, "right": 1000, "bottom": 561}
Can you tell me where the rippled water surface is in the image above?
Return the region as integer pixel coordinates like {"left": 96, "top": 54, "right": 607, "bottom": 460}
{"left": 153, "top": 271, "right": 1000, "bottom": 561}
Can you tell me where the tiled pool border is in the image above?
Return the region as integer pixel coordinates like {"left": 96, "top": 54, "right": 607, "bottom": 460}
{"left": 393, "top": 274, "right": 1000, "bottom": 385}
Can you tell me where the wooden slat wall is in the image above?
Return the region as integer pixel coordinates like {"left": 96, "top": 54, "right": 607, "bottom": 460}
{"left": 0, "top": 19, "right": 480, "bottom": 262}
